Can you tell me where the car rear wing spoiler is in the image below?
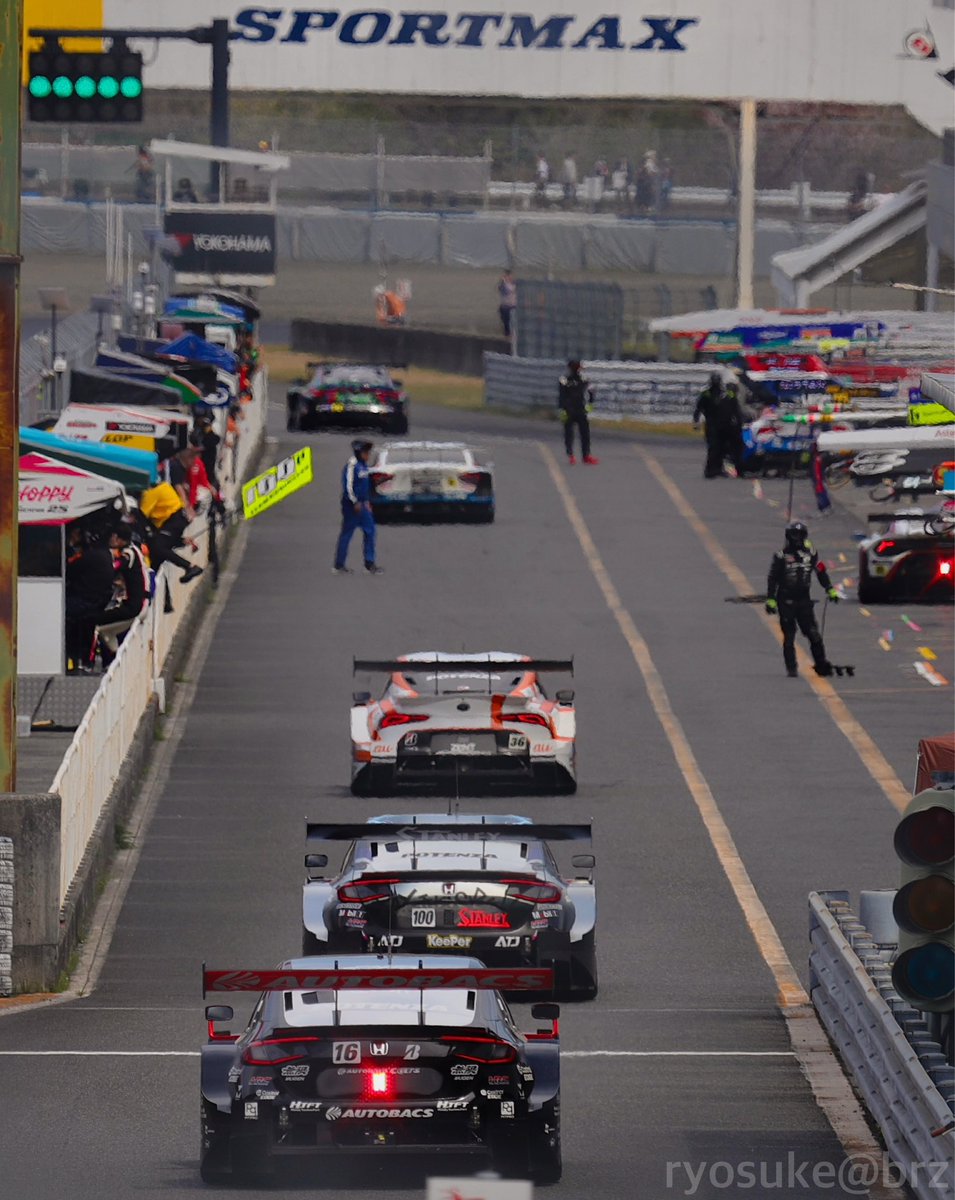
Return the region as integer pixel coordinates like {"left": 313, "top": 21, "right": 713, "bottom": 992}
{"left": 203, "top": 965, "right": 553, "bottom": 996}
{"left": 353, "top": 658, "right": 574, "bottom": 675}
{"left": 306, "top": 821, "right": 591, "bottom": 843}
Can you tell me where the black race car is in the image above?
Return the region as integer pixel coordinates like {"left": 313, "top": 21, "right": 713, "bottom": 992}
{"left": 302, "top": 815, "right": 598, "bottom": 1000}
{"left": 857, "top": 508, "right": 955, "bottom": 604}
{"left": 287, "top": 363, "right": 408, "bottom": 434}
{"left": 200, "top": 957, "right": 561, "bottom": 1184}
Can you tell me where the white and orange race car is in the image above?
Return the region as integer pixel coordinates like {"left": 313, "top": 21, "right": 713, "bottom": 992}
{"left": 350, "top": 653, "right": 576, "bottom": 795}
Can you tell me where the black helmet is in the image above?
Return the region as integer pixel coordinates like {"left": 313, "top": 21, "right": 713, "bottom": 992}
{"left": 567, "top": 359, "right": 581, "bottom": 373}
{"left": 785, "top": 521, "right": 808, "bottom": 549}
{"left": 351, "top": 439, "right": 373, "bottom": 455}
{"left": 709, "top": 371, "right": 722, "bottom": 387}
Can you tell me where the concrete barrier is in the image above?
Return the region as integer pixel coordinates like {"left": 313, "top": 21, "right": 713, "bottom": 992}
{"left": 0, "top": 838, "right": 12, "bottom": 995}
{"left": 290, "top": 319, "right": 509, "bottom": 378}
{"left": 0, "top": 797, "right": 60, "bottom": 993}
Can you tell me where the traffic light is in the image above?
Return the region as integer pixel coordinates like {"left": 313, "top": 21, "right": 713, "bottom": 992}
{"left": 892, "top": 788, "right": 954, "bottom": 1014}
{"left": 27, "top": 43, "right": 143, "bottom": 123}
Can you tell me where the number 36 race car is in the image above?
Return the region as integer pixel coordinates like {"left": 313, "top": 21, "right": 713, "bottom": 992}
{"left": 350, "top": 653, "right": 577, "bottom": 795}
{"left": 301, "top": 814, "right": 598, "bottom": 999}
{"left": 200, "top": 958, "right": 561, "bottom": 1184}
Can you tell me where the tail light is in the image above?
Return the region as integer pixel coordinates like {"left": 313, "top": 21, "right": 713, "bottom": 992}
{"left": 242, "top": 1036, "right": 320, "bottom": 1065}
{"left": 502, "top": 713, "right": 550, "bottom": 729}
{"left": 371, "top": 471, "right": 393, "bottom": 487}
{"left": 380, "top": 711, "right": 429, "bottom": 729}
{"left": 875, "top": 540, "right": 896, "bottom": 555}
{"left": 309, "top": 388, "right": 334, "bottom": 403}
{"left": 460, "top": 471, "right": 486, "bottom": 485}
{"left": 502, "top": 879, "right": 562, "bottom": 904}
{"left": 363, "top": 1069, "right": 395, "bottom": 1099}
{"left": 938, "top": 559, "right": 953, "bottom": 578}
{"left": 441, "top": 1036, "right": 517, "bottom": 1064}
{"left": 337, "top": 877, "right": 399, "bottom": 903}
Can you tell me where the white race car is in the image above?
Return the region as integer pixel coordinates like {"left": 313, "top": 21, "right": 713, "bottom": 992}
{"left": 350, "top": 653, "right": 576, "bottom": 795}
{"left": 370, "top": 442, "right": 494, "bottom": 522}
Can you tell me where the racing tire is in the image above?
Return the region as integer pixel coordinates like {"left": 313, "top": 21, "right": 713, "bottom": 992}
{"left": 529, "top": 1095, "right": 562, "bottom": 1186}
{"left": 302, "top": 925, "right": 323, "bottom": 956}
{"left": 286, "top": 405, "right": 300, "bottom": 433}
{"left": 489, "top": 1122, "right": 531, "bottom": 1179}
{"left": 199, "top": 1099, "right": 231, "bottom": 1184}
{"left": 231, "top": 1135, "right": 273, "bottom": 1185}
{"left": 386, "top": 414, "right": 409, "bottom": 436}
{"left": 857, "top": 567, "right": 886, "bottom": 606}
{"left": 569, "top": 931, "right": 599, "bottom": 1002}
{"left": 473, "top": 508, "right": 495, "bottom": 524}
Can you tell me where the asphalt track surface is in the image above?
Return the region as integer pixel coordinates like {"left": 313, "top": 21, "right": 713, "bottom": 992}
{"left": 1, "top": 388, "right": 951, "bottom": 1200}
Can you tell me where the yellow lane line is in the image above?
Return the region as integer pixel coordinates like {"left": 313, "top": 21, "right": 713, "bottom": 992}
{"left": 538, "top": 444, "right": 806, "bottom": 1010}
{"left": 638, "top": 449, "right": 911, "bottom": 815}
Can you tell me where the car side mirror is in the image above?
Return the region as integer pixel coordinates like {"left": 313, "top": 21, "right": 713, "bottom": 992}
{"left": 305, "top": 853, "right": 328, "bottom": 879}
{"left": 392, "top": 378, "right": 403, "bottom": 388}
{"left": 205, "top": 1005, "right": 237, "bottom": 1042}
{"left": 572, "top": 854, "right": 595, "bottom": 872}
{"left": 353, "top": 691, "right": 372, "bottom": 704}
{"left": 531, "top": 1003, "right": 559, "bottom": 1020}
{"left": 555, "top": 689, "right": 575, "bottom": 705}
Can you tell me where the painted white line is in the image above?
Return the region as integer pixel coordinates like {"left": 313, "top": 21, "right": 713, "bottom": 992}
{"left": 0, "top": 1050, "right": 200, "bottom": 1056}
{"left": 562, "top": 1050, "right": 794, "bottom": 1058}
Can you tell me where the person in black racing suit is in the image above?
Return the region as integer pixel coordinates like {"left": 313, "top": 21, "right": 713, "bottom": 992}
{"left": 765, "top": 522, "right": 840, "bottom": 678}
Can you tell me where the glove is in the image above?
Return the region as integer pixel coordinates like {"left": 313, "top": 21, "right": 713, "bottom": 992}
{"left": 826, "top": 588, "right": 840, "bottom": 602}
{"left": 585, "top": 404, "right": 593, "bottom": 414}
{"left": 558, "top": 410, "right": 569, "bottom": 423}
{"left": 765, "top": 599, "right": 778, "bottom": 614}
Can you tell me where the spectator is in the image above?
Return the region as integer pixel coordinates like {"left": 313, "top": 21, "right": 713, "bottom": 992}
{"left": 173, "top": 176, "right": 198, "bottom": 203}
{"left": 534, "top": 152, "right": 550, "bottom": 204}
{"left": 611, "top": 158, "right": 631, "bottom": 206}
{"left": 133, "top": 145, "right": 154, "bottom": 203}
{"left": 167, "top": 444, "right": 199, "bottom": 522}
{"left": 96, "top": 522, "right": 150, "bottom": 668}
{"left": 498, "top": 269, "right": 517, "bottom": 338}
{"left": 635, "top": 151, "right": 659, "bottom": 212}
{"left": 193, "top": 412, "right": 221, "bottom": 492}
{"left": 846, "top": 171, "right": 869, "bottom": 222}
{"left": 374, "top": 285, "right": 407, "bottom": 326}
{"left": 659, "top": 157, "right": 674, "bottom": 210}
{"left": 561, "top": 152, "right": 578, "bottom": 207}
{"left": 139, "top": 477, "right": 204, "bottom": 585}
{"left": 65, "top": 523, "right": 115, "bottom": 673}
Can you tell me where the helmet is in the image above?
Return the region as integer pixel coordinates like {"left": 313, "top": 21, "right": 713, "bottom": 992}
{"left": 785, "top": 521, "right": 808, "bottom": 549}
{"left": 351, "top": 439, "right": 373, "bottom": 455}
{"left": 567, "top": 359, "right": 581, "bottom": 372}
{"left": 725, "top": 381, "right": 739, "bottom": 395}
{"left": 709, "top": 371, "right": 722, "bottom": 387}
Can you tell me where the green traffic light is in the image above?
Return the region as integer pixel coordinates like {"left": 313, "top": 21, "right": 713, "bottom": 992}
{"left": 75, "top": 76, "right": 96, "bottom": 100}
{"left": 52, "top": 76, "right": 73, "bottom": 98}
{"left": 120, "top": 77, "right": 142, "bottom": 99}
{"left": 98, "top": 76, "right": 120, "bottom": 99}
{"left": 28, "top": 75, "right": 53, "bottom": 99}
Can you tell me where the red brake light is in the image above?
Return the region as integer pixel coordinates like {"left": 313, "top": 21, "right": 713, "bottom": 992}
{"left": 460, "top": 472, "right": 484, "bottom": 485}
{"left": 939, "top": 559, "right": 953, "bottom": 578}
{"left": 458, "top": 909, "right": 510, "bottom": 928}
{"left": 440, "top": 1036, "right": 517, "bottom": 1064}
{"left": 501, "top": 713, "right": 550, "bottom": 729}
{"left": 371, "top": 471, "right": 393, "bottom": 486}
{"left": 337, "top": 878, "right": 399, "bottom": 903}
{"left": 502, "top": 878, "right": 562, "bottom": 904}
{"left": 380, "top": 712, "right": 430, "bottom": 729}
{"left": 242, "top": 1037, "right": 320, "bottom": 1065}
{"left": 875, "top": 540, "right": 896, "bottom": 555}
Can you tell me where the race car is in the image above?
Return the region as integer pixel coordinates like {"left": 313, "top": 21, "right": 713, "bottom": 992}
{"left": 286, "top": 363, "right": 408, "bottom": 434}
{"left": 370, "top": 442, "right": 494, "bottom": 523}
{"left": 302, "top": 814, "right": 597, "bottom": 999}
{"left": 857, "top": 508, "right": 954, "bottom": 603}
{"left": 199, "top": 957, "right": 561, "bottom": 1184}
{"left": 350, "top": 653, "right": 576, "bottom": 795}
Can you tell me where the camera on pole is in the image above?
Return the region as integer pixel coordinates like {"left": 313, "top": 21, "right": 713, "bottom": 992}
{"left": 28, "top": 39, "right": 143, "bottom": 123}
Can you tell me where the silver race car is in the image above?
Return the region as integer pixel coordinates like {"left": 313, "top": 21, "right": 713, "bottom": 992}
{"left": 350, "top": 653, "right": 577, "bottom": 795}
{"left": 302, "top": 814, "right": 598, "bottom": 999}
{"left": 370, "top": 442, "right": 494, "bottom": 522}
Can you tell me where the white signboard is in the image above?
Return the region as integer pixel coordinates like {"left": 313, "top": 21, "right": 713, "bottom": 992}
{"left": 426, "top": 1178, "right": 532, "bottom": 1200}
{"left": 63, "top": 0, "right": 954, "bottom": 133}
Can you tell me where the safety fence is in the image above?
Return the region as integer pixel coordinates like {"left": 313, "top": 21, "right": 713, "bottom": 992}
{"left": 809, "top": 891, "right": 954, "bottom": 1200}
{"left": 21, "top": 197, "right": 840, "bottom": 277}
{"left": 0, "top": 840, "right": 11, "bottom": 997}
{"left": 484, "top": 352, "right": 712, "bottom": 422}
{"left": 19, "top": 311, "right": 100, "bottom": 428}
{"left": 50, "top": 371, "right": 267, "bottom": 909}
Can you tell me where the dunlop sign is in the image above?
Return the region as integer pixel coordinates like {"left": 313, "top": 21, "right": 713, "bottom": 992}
{"left": 242, "top": 448, "right": 313, "bottom": 519}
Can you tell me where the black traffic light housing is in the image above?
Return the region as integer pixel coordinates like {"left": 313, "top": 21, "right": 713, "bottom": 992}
{"left": 27, "top": 40, "right": 143, "bottom": 123}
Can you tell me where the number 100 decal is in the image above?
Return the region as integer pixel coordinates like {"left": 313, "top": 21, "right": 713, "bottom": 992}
{"left": 243, "top": 448, "right": 314, "bottom": 520}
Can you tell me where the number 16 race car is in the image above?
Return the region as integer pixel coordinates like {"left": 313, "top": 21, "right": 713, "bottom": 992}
{"left": 301, "top": 814, "right": 598, "bottom": 999}
{"left": 200, "top": 958, "right": 561, "bottom": 1184}
{"left": 350, "top": 653, "right": 577, "bottom": 795}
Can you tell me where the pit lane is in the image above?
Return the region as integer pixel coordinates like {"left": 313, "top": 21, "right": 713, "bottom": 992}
{"left": 0, "top": 388, "right": 945, "bottom": 1198}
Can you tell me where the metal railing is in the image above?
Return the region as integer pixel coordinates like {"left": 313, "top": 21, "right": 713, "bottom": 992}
{"left": 484, "top": 352, "right": 712, "bottom": 422}
{"left": 809, "top": 891, "right": 954, "bottom": 1200}
{"left": 50, "top": 371, "right": 267, "bottom": 908}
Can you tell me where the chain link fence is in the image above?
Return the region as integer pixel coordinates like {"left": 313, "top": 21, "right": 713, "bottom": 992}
{"left": 19, "top": 311, "right": 101, "bottom": 428}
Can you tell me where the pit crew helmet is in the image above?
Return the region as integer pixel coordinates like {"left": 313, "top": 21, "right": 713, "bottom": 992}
{"left": 785, "top": 521, "right": 809, "bottom": 550}
{"left": 351, "top": 439, "right": 374, "bottom": 456}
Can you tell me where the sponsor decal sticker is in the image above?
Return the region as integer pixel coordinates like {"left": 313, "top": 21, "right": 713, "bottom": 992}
{"left": 280, "top": 1064, "right": 310, "bottom": 1081}
{"left": 500, "top": 1100, "right": 515, "bottom": 1118}
{"left": 450, "top": 1063, "right": 479, "bottom": 1078}
{"left": 436, "top": 1098, "right": 472, "bottom": 1111}
{"left": 495, "top": 935, "right": 521, "bottom": 948}
{"left": 426, "top": 932, "right": 473, "bottom": 949}
{"left": 488, "top": 1074, "right": 510, "bottom": 1085}
{"left": 324, "top": 1106, "right": 435, "bottom": 1120}
{"left": 244, "top": 1101, "right": 259, "bottom": 1120}
{"left": 332, "top": 1041, "right": 362, "bottom": 1065}
{"left": 255, "top": 1088, "right": 279, "bottom": 1100}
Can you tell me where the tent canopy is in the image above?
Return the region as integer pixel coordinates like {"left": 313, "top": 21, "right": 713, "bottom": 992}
{"left": 159, "top": 332, "right": 238, "bottom": 374}
{"left": 19, "top": 451, "right": 125, "bottom": 525}
{"left": 69, "top": 366, "right": 184, "bottom": 409}
{"left": 20, "top": 427, "right": 158, "bottom": 489}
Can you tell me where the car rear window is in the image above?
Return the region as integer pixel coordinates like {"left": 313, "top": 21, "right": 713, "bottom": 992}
{"left": 317, "top": 366, "right": 391, "bottom": 388}
{"left": 282, "top": 988, "right": 479, "bottom": 1027}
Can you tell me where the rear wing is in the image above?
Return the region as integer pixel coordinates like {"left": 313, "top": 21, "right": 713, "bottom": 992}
{"left": 353, "top": 658, "right": 574, "bottom": 675}
{"left": 203, "top": 965, "right": 552, "bottom": 996}
{"left": 306, "top": 821, "right": 591, "bottom": 843}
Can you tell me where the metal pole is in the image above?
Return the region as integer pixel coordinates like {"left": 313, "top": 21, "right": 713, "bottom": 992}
{"left": 209, "top": 18, "right": 231, "bottom": 199}
{"left": 736, "top": 99, "right": 757, "bottom": 310}
{"left": 0, "top": 0, "right": 23, "bottom": 791}
{"left": 50, "top": 303, "right": 58, "bottom": 409}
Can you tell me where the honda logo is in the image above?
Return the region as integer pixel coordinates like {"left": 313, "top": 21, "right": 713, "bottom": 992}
{"left": 442, "top": 882, "right": 456, "bottom": 896}
{"left": 370, "top": 1042, "right": 389, "bottom": 1056}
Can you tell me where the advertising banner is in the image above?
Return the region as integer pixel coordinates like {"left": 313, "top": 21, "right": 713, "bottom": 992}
{"left": 164, "top": 208, "right": 277, "bottom": 287}
{"left": 24, "top": 0, "right": 954, "bottom": 133}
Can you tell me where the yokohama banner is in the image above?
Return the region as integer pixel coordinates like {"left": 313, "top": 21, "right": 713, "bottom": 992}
{"left": 23, "top": 0, "right": 954, "bottom": 133}
{"left": 163, "top": 208, "right": 277, "bottom": 286}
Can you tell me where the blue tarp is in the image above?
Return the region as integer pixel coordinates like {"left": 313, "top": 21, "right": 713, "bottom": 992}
{"left": 166, "top": 296, "right": 246, "bottom": 322}
{"left": 20, "top": 427, "right": 159, "bottom": 487}
{"left": 160, "top": 332, "right": 238, "bottom": 374}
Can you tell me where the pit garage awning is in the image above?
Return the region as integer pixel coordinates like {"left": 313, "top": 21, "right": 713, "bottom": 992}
{"left": 19, "top": 427, "right": 159, "bottom": 490}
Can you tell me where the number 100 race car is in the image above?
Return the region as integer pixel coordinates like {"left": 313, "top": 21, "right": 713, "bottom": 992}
{"left": 200, "top": 958, "right": 561, "bottom": 1184}
{"left": 350, "top": 653, "right": 577, "bottom": 795}
{"left": 301, "top": 814, "right": 598, "bottom": 999}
